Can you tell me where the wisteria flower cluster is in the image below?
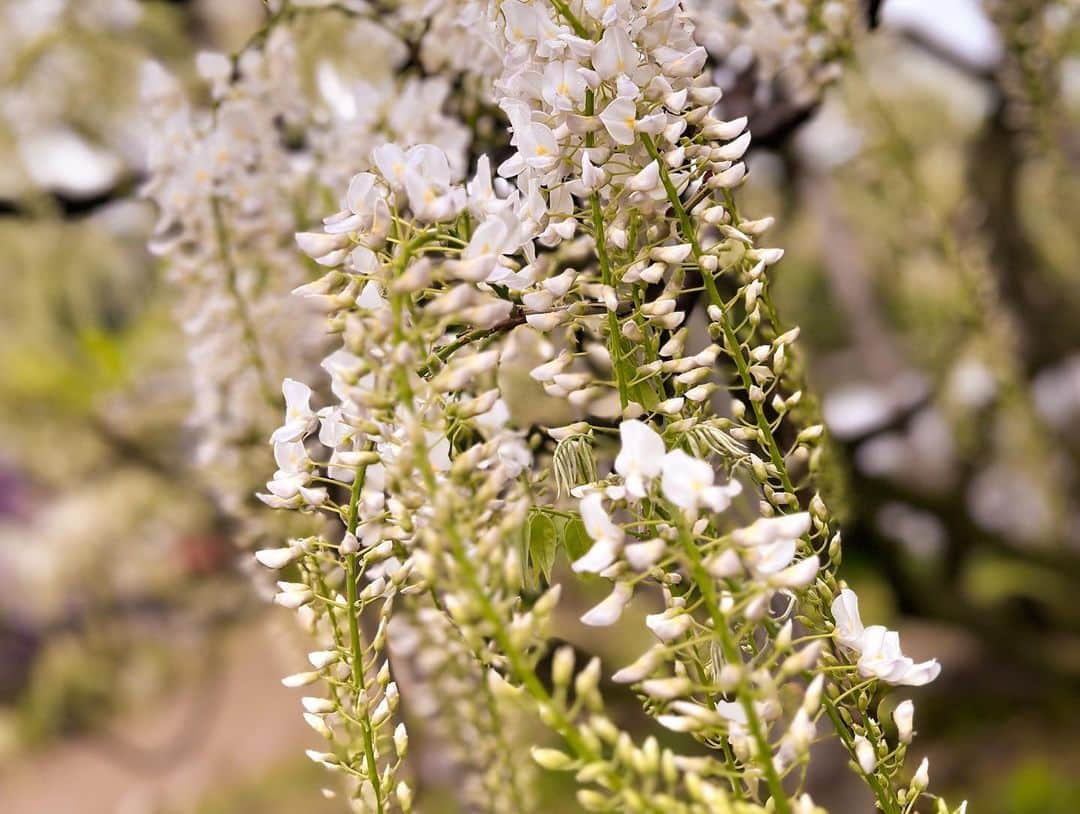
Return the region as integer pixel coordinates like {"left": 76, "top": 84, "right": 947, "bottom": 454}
{"left": 139, "top": 2, "right": 486, "bottom": 551}
{"left": 147, "top": 1, "right": 967, "bottom": 813}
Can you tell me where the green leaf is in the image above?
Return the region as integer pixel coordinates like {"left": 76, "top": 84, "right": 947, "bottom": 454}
{"left": 563, "top": 517, "right": 590, "bottom": 563}
{"left": 510, "top": 523, "right": 531, "bottom": 589}
{"left": 528, "top": 513, "right": 558, "bottom": 582}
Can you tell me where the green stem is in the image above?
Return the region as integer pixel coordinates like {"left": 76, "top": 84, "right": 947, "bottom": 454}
{"left": 417, "top": 313, "right": 527, "bottom": 379}
{"left": 640, "top": 134, "right": 795, "bottom": 497}
{"left": 642, "top": 132, "right": 905, "bottom": 814}
{"left": 591, "top": 192, "right": 632, "bottom": 410}
{"left": 549, "top": 0, "right": 590, "bottom": 37}
{"left": 342, "top": 446, "right": 386, "bottom": 814}
{"left": 673, "top": 513, "right": 792, "bottom": 813}
{"left": 823, "top": 696, "right": 901, "bottom": 814}
{"left": 209, "top": 196, "right": 279, "bottom": 408}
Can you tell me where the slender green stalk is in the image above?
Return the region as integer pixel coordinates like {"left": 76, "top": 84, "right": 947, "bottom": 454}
{"left": 342, "top": 446, "right": 385, "bottom": 814}
{"left": 640, "top": 132, "right": 905, "bottom": 813}
{"left": 586, "top": 89, "right": 648, "bottom": 410}
{"left": 417, "top": 313, "right": 527, "bottom": 379}
{"left": 822, "top": 696, "right": 901, "bottom": 814}
{"left": 209, "top": 195, "right": 279, "bottom": 407}
{"left": 591, "top": 192, "right": 632, "bottom": 410}
{"left": 639, "top": 135, "right": 795, "bottom": 497}
{"left": 550, "top": 0, "right": 590, "bottom": 37}
{"left": 673, "top": 513, "right": 792, "bottom": 813}
{"left": 387, "top": 226, "right": 666, "bottom": 813}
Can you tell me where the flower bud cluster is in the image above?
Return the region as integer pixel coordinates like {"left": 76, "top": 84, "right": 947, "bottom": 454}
{"left": 689, "top": 0, "right": 861, "bottom": 111}
{"left": 388, "top": 604, "right": 537, "bottom": 813}
{"left": 141, "top": 5, "right": 488, "bottom": 546}
{"left": 257, "top": 525, "right": 410, "bottom": 812}
{"left": 474, "top": 2, "right": 943, "bottom": 811}
{"left": 265, "top": 140, "right": 557, "bottom": 808}
{"left": 141, "top": 31, "right": 327, "bottom": 541}
{"left": 240, "top": 3, "right": 960, "bottom": 813}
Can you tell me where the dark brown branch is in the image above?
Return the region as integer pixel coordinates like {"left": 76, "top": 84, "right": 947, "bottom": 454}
{"left": 863, "top": 0, "right": 884, "bottom": 28}
{"left": 969, "top": 99, "right": 1080, "bottom": 372}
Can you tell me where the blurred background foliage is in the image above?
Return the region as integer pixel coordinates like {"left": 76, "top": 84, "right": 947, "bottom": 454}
{"left": 0, "top": 0, "right": 1077, "bottom": 812}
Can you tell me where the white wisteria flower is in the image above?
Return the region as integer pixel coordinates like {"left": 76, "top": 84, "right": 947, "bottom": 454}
{"left": 270, "top": 379, "right": 318, "bottom": 443}
{"left": 613, "top": 419, "right": 665, "bottom": 499}
{"left": 187, "top": 0, "right": 963, "bottom": 810}
{"left": 580, "top": 581, "right": 633, "bottom": 627}
{"left": 573, "top": 492, "right": 625, "bottom": 573}
{"left": 660, "top": 449, "right": 742, "bottom": 513}
{"left": 894, "top": 699, "right": 915, "bottom": 744}
{"left": 832, "top": 589, "right": 942, "bottom": 686}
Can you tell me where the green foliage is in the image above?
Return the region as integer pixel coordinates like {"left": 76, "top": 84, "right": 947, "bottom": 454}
{"left": 990, "top": 761, "right": 1080, "bottom": 814}
{"left": 523, "top": 511, "right": 590, "bottom": 587}
{"left": 527, "top": 513, "right": 558, "bottom": 583}
{"left": 552, "top": 434, "right": 598, "bottom": 498}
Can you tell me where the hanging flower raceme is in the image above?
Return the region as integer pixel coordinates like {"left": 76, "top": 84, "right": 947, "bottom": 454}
{"left": 237, "top": 1, "right": 962, "bottom": 812}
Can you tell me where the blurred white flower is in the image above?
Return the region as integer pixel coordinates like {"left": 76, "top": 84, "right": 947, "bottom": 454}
{"left": 660, "top": 450, "right": 741, "bottom": 513}
{"left": 614, "top": 419, "right": 665, "bottom": 499}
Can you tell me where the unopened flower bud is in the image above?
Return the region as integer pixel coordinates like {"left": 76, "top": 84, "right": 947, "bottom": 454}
{"left": 854, "top": 735, "right": 876, "bottom": 774}
{"left": 552, "top": 645, "right": 575, "bottom": 688}
{"left": 913, "top": 757, "right": 929, "bottom": 790}
{"left": 894, "top": 700, "right": 915, "bottom": 744}
{"left": 532, "top": 747, "right": 574, "bottom": 770}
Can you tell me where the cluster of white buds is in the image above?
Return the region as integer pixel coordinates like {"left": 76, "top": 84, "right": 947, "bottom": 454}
{"left": 688, "top": 0, "right": 862, "bottom": 111}
{"left": 141, "top": 31, "right": 325, "bottom": 540}
{"left": 142, "top": 6, "right": 536, "bottom": 802}
{"left": 259, "top": 139, "right": 560, "bottom": 810}
{"left": 0, "top": 0, "right": 144, "bottom": 202}
{"left": 387, "top": 605, "right": 537, "bottom": 812}
{"left": 235, "top": 2, "right": 967, "bottom": 813}
{"left": 140, "top": 4, "right": 489, "bottom": 547}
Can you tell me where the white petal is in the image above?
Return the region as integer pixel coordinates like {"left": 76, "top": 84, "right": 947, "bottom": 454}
{"left": 627, "top": 160, "right": 661, "bottom": 192}
{"left": 641, "top": 676, "right": 692, "bottom": 700}
{"left": 580, "top": 582, "right": 633, "bottom": 626}
{"left": 572, "top": 537, "right": 620, "bottom": 574}
{"left": 625, "top": 538, "right": 666, "bottom": 570}
{"left": 612, "top": 645, "right": 665, "bottom": 683}
{"left": 896, "top": 659, "right": 941, "bottom": 687}
{"left": 753, "top": 538, "right": 798, "bottom": 575}
{"left": 295, "top": 231, "right": 348, "bottom": 259}
{"left": 650, "top": 243, "right": 693, "bottom": 264}
{"left": 831, "top": 588, "right": 866, "bottom": 650}
{"left": 705, "top": 548, "right": 742, "bottom": 578}
{"left": 893, "top": 699, "right": 915, "bottom": 743}
{"left": 773, "top": 512, "right": 812, "bottom": 539}
{"left": 614, "top": 419, "right": 666, "bottom": 490}
{"left": 646, "top": 610, "right": 693, "bottom": 641}
{"left": 579, "top": 492, "right": 624, "bottom": 545}
{"left": 854, "top": 735, "right": 876, "bottom": 774}
{"left": 254, "top": 546, "right": 299, "bottom": 569}
{"left": 308, "top": 650, "right": 339, "bottom": 669}
{"left": 599, "top": 96, "right": 637, "bottom": 146}
{"left": 772, "top": 555, "right": 820, "bottom": 588}
{"left": 281, "top": 670, "right": 321, "bottom": 688}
